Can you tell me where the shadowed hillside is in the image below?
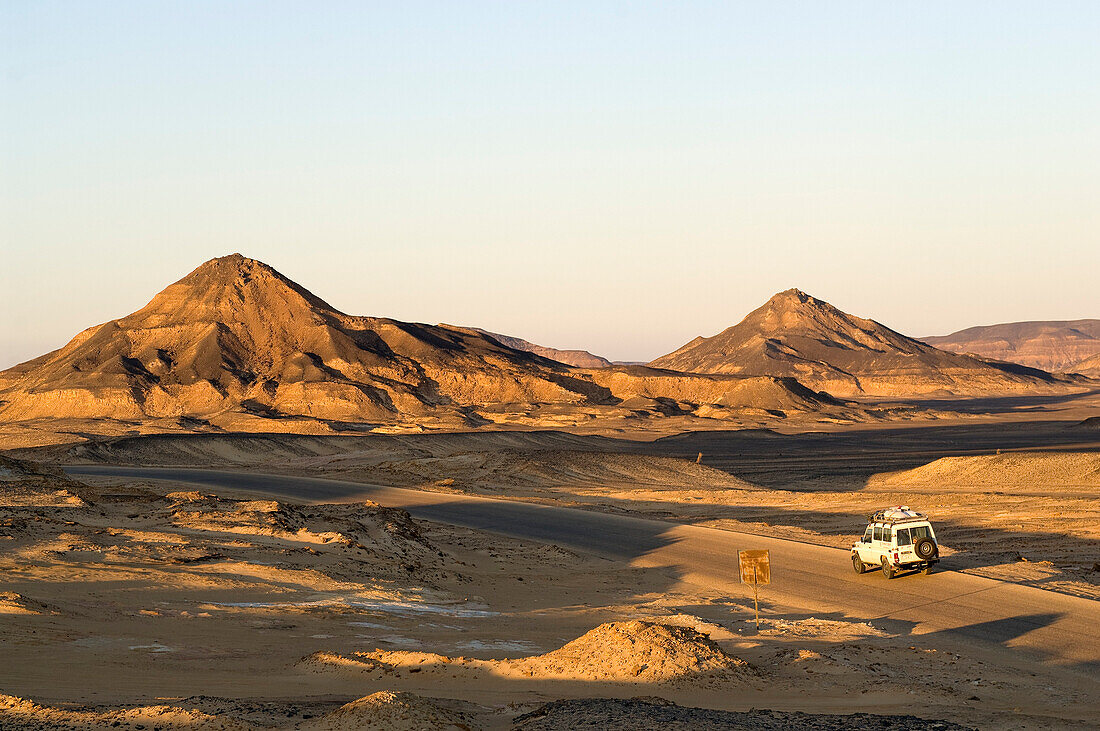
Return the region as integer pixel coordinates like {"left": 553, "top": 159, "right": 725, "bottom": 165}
{"left": 471, "top": 328, "right": 612, "bottom": 368}
{"left": 650, "top": 289, "right": 1067, "bottom": 397}
{"left": 923, "top": 319, "right": 1100, "bottom": 373}
{"left": 1067, "top": 352, "right": 1100, "bottom": 377}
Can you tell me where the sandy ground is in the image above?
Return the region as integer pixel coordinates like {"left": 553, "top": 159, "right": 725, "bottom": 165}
{"left": 4, "top": 386, "right": 1099, "bottom": 454}
{"left": 1, "top": 455, "right": 1098, "bottom": 730}
{"left": 4, "top": 408, "right": 1100, "bottom": 728}
{"left": 0, "top": 404, "right": 951, "bottom": 452}
{"left": 88, "top": 427, "right": 1094, "bottom": 601}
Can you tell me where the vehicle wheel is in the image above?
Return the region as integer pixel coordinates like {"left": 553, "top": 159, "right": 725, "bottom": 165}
{"left": 881, "top": 557, "right": 895, "bottom": 580}
{"left": 914, "top": 537, "right": 937, "bottom": 560}
{"left": 852, "top": 554, "right": 866, "bottom": 574}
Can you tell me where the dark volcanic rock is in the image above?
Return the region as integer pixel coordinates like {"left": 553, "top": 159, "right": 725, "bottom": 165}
{"left": 512, "top": 697, "right": 973, "bottom": 730}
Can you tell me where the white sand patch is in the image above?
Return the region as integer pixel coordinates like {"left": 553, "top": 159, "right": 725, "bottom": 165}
{"left": 204, "top": 597, "right": 497, "bottom": 617}
{"left": 453, "top": 639, "right": 541, "bottom": 652}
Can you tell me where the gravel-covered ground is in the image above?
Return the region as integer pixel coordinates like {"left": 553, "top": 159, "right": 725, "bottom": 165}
{"left": 513, "top": 697, "right": 973, "bottom": 730}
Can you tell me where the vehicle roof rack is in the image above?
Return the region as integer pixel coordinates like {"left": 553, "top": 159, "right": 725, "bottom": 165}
{"left": 868, "top": 506, "right": 928, "bottom": 524}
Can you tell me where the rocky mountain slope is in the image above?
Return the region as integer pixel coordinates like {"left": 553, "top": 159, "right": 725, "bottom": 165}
{"left": 0, "top": 256, "right": 840, "bottom": 436}
{"left": 1067, "top": 352, "right": 1100, "bottom": 377}
{"left": 471, "top": 329, "right": 612, "bottom": 368}
{"left": 649, "top": 289, "right": 1066, "bottom": 398}
{"left": 922, "top": 320, "right": 1100, "bottom": 373}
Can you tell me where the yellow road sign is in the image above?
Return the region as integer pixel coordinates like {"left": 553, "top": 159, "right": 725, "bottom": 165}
{"left": 738, "top": 549, "right": 771, "bottom": 585}
{"left": 738, "top": 549, "right": 771, "bottom": 630}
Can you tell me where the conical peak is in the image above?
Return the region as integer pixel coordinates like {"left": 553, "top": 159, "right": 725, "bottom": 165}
{"left": 129, "top": 254, "right": 344, "bottom": 324}
{"left": 768, "top": 288, "right": 820, "bottom": 307}
{"left": 182, "top": 254, "right": 280, "bottom": 284}
{"left": 175, "top": 254, "right": 321, "bottom": 301}
{"left": 758, "top": 288, "right": 838, "bottom": 320}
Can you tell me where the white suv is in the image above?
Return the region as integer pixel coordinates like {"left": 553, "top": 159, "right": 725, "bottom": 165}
{"left": 852, "top": 507, "right": 939, "bottom": 579}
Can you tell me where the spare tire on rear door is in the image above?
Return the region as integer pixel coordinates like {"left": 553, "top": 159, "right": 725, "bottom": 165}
{"left": 914, "top": 537, "right": 937, "bottom": 560}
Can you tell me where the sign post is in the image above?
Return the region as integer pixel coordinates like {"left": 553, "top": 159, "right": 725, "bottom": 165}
{"left": 737, "top": 549, "right": 771, "bottom": 629}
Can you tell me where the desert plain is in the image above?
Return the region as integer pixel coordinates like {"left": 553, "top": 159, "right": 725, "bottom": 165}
{"left": 1, "top": 256, "right": 1098, "bottom": 729}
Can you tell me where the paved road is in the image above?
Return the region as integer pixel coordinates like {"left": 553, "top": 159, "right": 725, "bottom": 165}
{"left": 67, "top": 465, "right": 1100, "bottom": 672}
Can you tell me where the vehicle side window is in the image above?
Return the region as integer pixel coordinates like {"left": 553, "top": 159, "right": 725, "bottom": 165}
{"left": 897, "top": 528, "right": 912, "bottom": 546}
{"left": 884, "top": 529, "right": 893, "bottom": 545}
{"left": 873, "top": 526, "right": 883, "bottom": 542}
{"left": 863, "top": 527, "right": 873, "bottom": 542}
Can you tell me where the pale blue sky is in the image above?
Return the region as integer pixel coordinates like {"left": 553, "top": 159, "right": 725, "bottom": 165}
{"left": 2, "top": 2, "right": 1098, "bottom": 367}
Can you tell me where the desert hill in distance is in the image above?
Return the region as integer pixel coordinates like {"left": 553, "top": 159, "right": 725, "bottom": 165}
{"left": 649, "top": 289, "right": 1070, "bottom": 398}
{"left": 470, "top": 328, "right": 612, "bottom": 368}
{"left": 922, "top": 319, "right": 1100, "bottom": 373}
{"left": 0, "top": 255, "right": 848, "bottom": 445}
{"left": 1067, "top": 351, "right": 1100, "bottom": 377}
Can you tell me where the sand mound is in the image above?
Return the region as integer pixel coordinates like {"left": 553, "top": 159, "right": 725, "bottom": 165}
{"left": 0, "top": 455, "right": 89, "bottom": 507}
{"left": 0, "top": 692, "right": 481, "bottom": 730}
{"left": 371, "top": 449, "right": 752, "bottom": 492}
{"left": 0, "top": 454, "right": 66, "bottom": 481}
{"left": 639, "top": 614, "right": 739, "bottom": 640}
{"left": 510, "top": 620, "right": 747, "bottom": 682}
{"left": 1070, "top": 415, "right": 1100, "bottom": 430}
{"left": 754, "top": 616, "right": 888, "bottom": 641}
{"left": 0, "top": 694, "right": 251, "bottom": 730}
{"left": 0, "top": 484, "right": 87, "bottom": 507}
{"left": 0, "top": 455, "right": 34, "bottom": 482}
{"left": 0, "top": 592, "right": 56, "bottom": 616}
{"left": 308, "top": 620, "right": 750, "bottom": 684}
{"left": 512, "top": 697, "right": 972, "bottom": 730}
{"left": 299, "top": 691, "right": 476, "bottom": 730}
{"left": 869, "top": 451, "right": 1100, "bottom": 488}
{"left": 166, "top": 494, "right": 438, "bottom": 558}
{"left": 165, "top": 489, "right": 216, "bottom": 502}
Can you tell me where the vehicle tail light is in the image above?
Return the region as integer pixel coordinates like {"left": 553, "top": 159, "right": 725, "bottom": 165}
{"left": 893, "top": 552, "right": 899, "bottom": 562}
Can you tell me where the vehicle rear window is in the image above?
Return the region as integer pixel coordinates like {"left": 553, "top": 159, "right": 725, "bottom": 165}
{"left": 910, "top": 525, "right": 932, "bottom": 541}
{"left": 897, "top": 528, "right": 912, "bottom": 546}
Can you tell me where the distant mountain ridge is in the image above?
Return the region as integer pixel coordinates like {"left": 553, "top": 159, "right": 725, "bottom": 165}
{"left": 0, "top": 256, "right": 840, "bottom": 435}
{"left": 922, "top": 320, "right": 1100, "bottom": 373}
{"left": 470, "top": 329, "right": 612, "bottom": 368}
{"left": 649, "top": 289, "right": 1065, "bottom": 397}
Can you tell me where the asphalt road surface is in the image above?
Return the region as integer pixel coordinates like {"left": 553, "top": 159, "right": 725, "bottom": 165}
{"left": 67, "top": 465, "right": 1100, "bottom": 674}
